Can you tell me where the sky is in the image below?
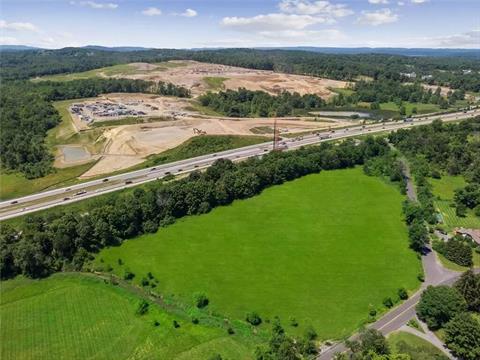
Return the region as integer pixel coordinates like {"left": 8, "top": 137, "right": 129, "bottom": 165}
{"left": 0, "top": 0, "right": 479, "bottom": 49}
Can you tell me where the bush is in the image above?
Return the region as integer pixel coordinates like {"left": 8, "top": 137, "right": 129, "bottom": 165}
{"left": 173, "top": 320, "right": 180, "bottom": 328}
{"left": 418, "top": 273, "right": 425, "bottom": 282}
{"left": 289, "top": 317, "right": 298, "bottom": 327}
{"left": 136, "top": 300, "right": 149, "bottom": 316}
{"left": 227, "top": 327, "right": 235, "bottom": 335}
{"left": 123, "top": 269, "right": 135, "bottom": 280}
{"left": 191, "top": 317, "right": 199, "bottom": 324}
{"left": 141, "top": 277, "right": 150, "bottom": 287}
{"left": 194, "top": 293, "right": 209, "bottom": 308}
{"left": 442, "top": 237, "right": 473, "bottom": 267}
{"left": 304, "top": 326, "right": 317, "bottom": 341}
{"left": 383, "top": 297, "right": 394, "bottom": 308}
{"left": 153, "top": 320, "right": 160, "bottom": 327}
{"left": 117, "top": 258, "right": 123, "bottom": 265}
{"left": 246, "top": 312, "right": 262, "bottom": 326}
{"left": 398, "top": 288, "right": 409, "bottom": 300}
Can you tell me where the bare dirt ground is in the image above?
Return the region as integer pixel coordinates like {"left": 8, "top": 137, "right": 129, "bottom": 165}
{"left": 108, "top": 61, "right": 349, "bottom": 99}
{"left": 74, "top": 94, "right": 353, "bottom": 177}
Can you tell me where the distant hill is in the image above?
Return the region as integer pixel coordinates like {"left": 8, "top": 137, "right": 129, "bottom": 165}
{"left": 0, "top": 45, "right": 41, "bottom": 51}
{"left": 82, "top": 45, "right": 153, "bottom": 52}
{"left": 258, "top": 47, "right": 480, "bottom": 58}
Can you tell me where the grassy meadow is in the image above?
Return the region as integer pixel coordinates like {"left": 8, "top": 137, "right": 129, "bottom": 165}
{"left": 94, "top": 167, "right": 421, "bottom": 340}
{"left": 0, "top": 273, "right": 257, "bottom": 360}
{"left": 430, "top": 175, "right": 480, "bottom": 231}
{"left": 388, "top": 331, "right": 449, "bottom": 360}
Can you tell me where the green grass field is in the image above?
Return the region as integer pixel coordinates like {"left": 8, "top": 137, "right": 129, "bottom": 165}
{"left": 32, "top": 62, "right": 185, "bottom": 82}
{"left": 388, "top": 331, "right": 448, "bottom": 360}
{"left": 379, "top": 102, "right": 441, "bottom": 116}
{"left": 94, "top": 167, "right": 421, "bottom": 340}
{"left": 203, "top": 77, "right": 228, "bottom": 90}
{"left": 429, "top": 175, "right": 480, "bottom": 231}
{"left": 0, "top": 274, "right": 256, "bottom": 360}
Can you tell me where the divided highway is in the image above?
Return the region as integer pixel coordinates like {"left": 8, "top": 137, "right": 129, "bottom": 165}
{"left": 1, "top": 108, "right": 478, "bottom": 221}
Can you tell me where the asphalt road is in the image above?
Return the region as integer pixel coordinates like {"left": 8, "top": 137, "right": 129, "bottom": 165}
{"left": 0, "top": 108, "right": 478, "bottom": 221}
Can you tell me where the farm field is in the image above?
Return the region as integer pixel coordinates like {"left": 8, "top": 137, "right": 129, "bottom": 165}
{"left": 387, "top": 331, "right": 449, "bottom": 360}
{"left": 0, "top": 273, "right": 256, "bottom": 360}
{"left": 429, "top": 175, "right": 480, "bottom": 231}
{"left": 94, "top": 167, "right": 421, "bottom": 340}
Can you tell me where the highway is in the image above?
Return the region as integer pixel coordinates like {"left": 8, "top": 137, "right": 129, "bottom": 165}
{"left": 0, "top": 108, "right": 478, "bottom": 221}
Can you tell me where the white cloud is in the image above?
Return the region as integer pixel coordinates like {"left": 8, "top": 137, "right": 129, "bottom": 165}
{"left": 357, "top": 8, "right": 398, "bottom": 26}
{"left": 222, "top": 1, "right": 353, "bottom": 33}
{"left": 278, "top": 0, "right": 353, "bottom": 17}
{"left": 397, "top": 1, "right": 405, "bottom": 5}
{"left": 180, "top": 9, "right": 197, "bottom": 18}
{"left": 411, "top": 0, "right": 428, "bottom": 3}
{"left": 222, "top": 13, "right": 331, "bottom": 32}
{"left": 0, "top": 20, "right": 39, "bottom": 32}
{"left": 0, "top": 36, "right": 19, "bottom": 45}
{"left": 142, "top": 7, "right": 162, "bottom": 16}
{"left": 434, "top": 30, "right": 480, "bottom": 47}
{"left": 368, "top": 0, "right": 389, "bottom": 4}
{"left": 77, "top": 1, "right": 118, "bottom": 9}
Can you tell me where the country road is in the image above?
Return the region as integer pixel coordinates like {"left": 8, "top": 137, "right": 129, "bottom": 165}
{"left": 0, "top": 108, "right": 478, "bottom": 221}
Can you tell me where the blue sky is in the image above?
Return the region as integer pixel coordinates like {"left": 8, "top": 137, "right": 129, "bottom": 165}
{"left": 1, "top": 0, "right": 478, "bottom": 48}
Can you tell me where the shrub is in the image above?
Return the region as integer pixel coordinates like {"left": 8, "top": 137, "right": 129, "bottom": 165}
{"left": 383, "top": 297, "right": 394, "bottom": 308}
{"left": 153, "top": 320, "right": 160, "bottom": 327}
{"left": 191, "top": 317, "right": 199, "bottom": 324}
{"left": 442, "top": 237, "right": 473, "bottom": 267}
{"left": 227, "top": 327, "right": 235, "bottom": 335}
{"left": 173, "top": 320, "right": 180, "bottom": 328}
{"left": 398, "top": 288, "right": 409, "bottom": 300}
{"left": 246, "top": 312, "right": 262, "bottom": 326}
{"left": 147, "top": 272, "right": 154, "bottom": 279}
{"left": 304, "top": 326, "right": 317, "bottom": 341}
{"left": 123, "top": 269, "right": 135, "bottom": 280}
{"left": 194, "top": 293, "right": 209, "bottom": 308}
{"left": 369, "top": 308, "right": 377, "bottom": 317}
{"left": 417, "top": 273, "right": 425, "bottom": 282}
{"left": 117, "top": 258, "right": 123, "bottom": 265}
{"left": 141, "top": 277, "right": 150, "bottom": 287}
{"left": 136, "top": 300, "right": 149, "bottom": 316}
{"left": 289, "top": 317, "right": 298, "bottom": 327}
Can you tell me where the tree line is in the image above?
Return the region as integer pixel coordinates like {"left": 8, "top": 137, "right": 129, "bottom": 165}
{"left": 2, "top": 47, "right": 479, "bottom": 91}
{"left": 0, "top": 137, "right": 390, "bottom": 279}
{"left": 0, "top": 78, "right": 190, "bottom": 178}
{"left": 199, "top": 88, "right": 326, "bottom": 117}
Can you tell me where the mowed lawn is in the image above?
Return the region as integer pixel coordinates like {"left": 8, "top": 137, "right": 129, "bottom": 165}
{"left": 0, "top": 274, "right": 254, "bottom": 360}
{"left": 96, "top": 167, "right": 421, "bottom": 339}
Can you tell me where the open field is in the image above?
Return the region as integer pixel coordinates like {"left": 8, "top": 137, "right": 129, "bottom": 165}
{"left": 35, "top": 60, "right": 349, "bottom": 99}
{"left": 379, "top": 102, "right": 442, "bottom": 116}
{"left": 0, "top": 273, "right": 256, "bottom": 360}
{"left": 429, "top": 175, "right": 480, "bottom": 231}
{"left": 388, "top": 331, "right": 449, "bottom": 360}
{"left": 94, "top": 167, "right": 421, "bottom": 340}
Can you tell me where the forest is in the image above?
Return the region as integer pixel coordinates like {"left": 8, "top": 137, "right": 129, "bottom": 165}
{"left": 0, "top": 137, "right": 390, "bottom": 279}
{"left": 1, "top": 47, "right": 479, "bottom": 91}
{"left": 0, "top": 79, "right": 190, "bottom": 178}
{"left": 199, "top": 88, "right": 326, "bottom": 117}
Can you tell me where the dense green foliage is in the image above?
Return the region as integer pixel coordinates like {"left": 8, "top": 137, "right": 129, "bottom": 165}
{"left": 199, "top": 89, "right": 325, "bottom": 117}
{"left": 389, "top": 117, "right": 480, "bottom": 226}
{"left": 454, "top": 270, "right": 480, "bottom": 312}
{"left": 0, "top": 137, "right": 390, "bottom": 279}
{"left": 416, "top": 285, "right": 467, "bottom": 330}
{"left": 444, "top": 312, "right": 480, "bottom": 360}
{"left": 434, "top": 236, "right": 474, "bottom": 267}
{"left": 0, "top": 79, "right": 189, "bottom": 178}
{"left": 2, "top": 48, "right": 479, "bottom": 91}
